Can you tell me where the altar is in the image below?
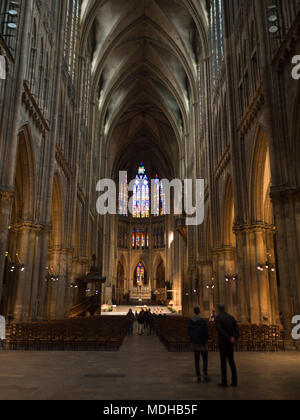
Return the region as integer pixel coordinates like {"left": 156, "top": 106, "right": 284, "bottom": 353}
{"left": 130, "top": 287, "right": 152, "bottom": 301}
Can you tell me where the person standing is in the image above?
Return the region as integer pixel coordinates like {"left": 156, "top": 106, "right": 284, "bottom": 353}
{"left": 149, "top": 312, "right": 156, "bottom": 335}
{"left": 137, "top": 310, "right": 145, "bottom": 335}
{"left": 188, "top": 307, "right": 209, "bottom": 383}
{"left": 144, "top": 309, "right": 150, "bottom": 335}
{"left": 216, "top": 304, "right": 239, "bottom": 387}
{"left": 126, "top": 309, "right": 135, "bottom": 336}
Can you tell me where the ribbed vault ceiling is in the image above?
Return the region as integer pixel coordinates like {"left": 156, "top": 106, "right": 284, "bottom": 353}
{"left": 81, "top": 0, "right": 208, "bottom": 178}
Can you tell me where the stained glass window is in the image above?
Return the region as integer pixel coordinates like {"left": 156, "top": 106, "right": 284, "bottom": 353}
{"left": 141, "top": 231, "right": 145, "bottom": 249}
{"left": 153, "top": 175, "right": 160, "bottom": 217}
{"left": 133, "top": 164, "right": 150, "bottom": 218}
{"left": 160, "top": 179, "right": 166, "bottom": 216}
{"left": 153, "top": 173, "right": 167, "bottom": 216}
{"left": 119, "top": 165, "right": 166, "bottom": 218}
{"left": 136, "top": 229, "right": 140, "bottom": 248}
{"left": 119, "top": 173, "right": 128, "bottom": 216}
{"left": 131, "top": 228, "right": 149, "bottom": 249}
{"left": 136, "top": 262, "right": 145, "bottom": 286}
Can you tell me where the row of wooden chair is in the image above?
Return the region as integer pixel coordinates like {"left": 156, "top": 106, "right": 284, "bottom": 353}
{"left": 156, "top": 318, "right": 285, "bottom": 352}
{"left": 4, "top": 316, "right": 130, "bottom": 351}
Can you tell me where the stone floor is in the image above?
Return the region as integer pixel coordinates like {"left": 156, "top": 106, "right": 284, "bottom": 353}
{"left": 0, "top": 325, "right": 300, "bottom": 400}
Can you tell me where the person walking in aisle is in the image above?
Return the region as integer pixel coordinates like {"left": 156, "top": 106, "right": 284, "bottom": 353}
{"left": 188, "top": 307, "right": 209, "bottom": 383}
{"left": 126, "top": 309, "right": 135, "bottom": 336}
{"left": 137, "top": 310, "right": 145, "bottom": 335}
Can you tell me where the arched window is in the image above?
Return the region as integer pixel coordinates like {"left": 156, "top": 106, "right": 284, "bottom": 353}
{"left": 153, "top": 174, "right": 167, "bottom": 216}
{"left": 119, "top": 173, "right": 128, "bottom": 216}
{"left": 210, "top": 0, "right": 224, "bottom": 84}
{"left": 133, "top": 164, "right": 150, "bottom": 218}
{"left": 160, "top": 179, "right": 166, "bottom": 216}
{"left": 64, "top": 0, "right": 80, "bottom": 80}
{"left": 27, "top": 19, "right": 37, "bottom": 89}
{"left": 118, "top": 164, "right": 166, "bottom": 217}
{"left": 136, "top": 262, "right": 145, "bottom": 286}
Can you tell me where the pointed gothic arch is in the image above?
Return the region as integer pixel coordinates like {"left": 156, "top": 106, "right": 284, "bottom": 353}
{"left": 133, "top": 260, "right": 148, "bottom": 287}
{"left": 155, "top": 259, "right": 165, "bottom": 290}
{"left": 50, "top": 173, "right": 65, "bottom": 249}
{"left": 2, "top": 127, "right": 37, "bottom": 319}
{"left": 221, "top": 176, "right": 236, "bottom": 247}
{"left": 249, "top": 126, "right": 272, "bottom": 223}
{"left": 14, "top": 126, "right": 36, "bottom": 222}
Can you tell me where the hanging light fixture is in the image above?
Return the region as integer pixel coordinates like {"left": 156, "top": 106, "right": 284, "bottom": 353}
{"left": 225, "top": 275, "right": 239, "bottom": 283}
{"left": 45, "top": 267, "right": 59, "bottom": 282}
{"left": 5, "top": 252, "right": 25, "bottom": 273}
{"left": 257, "top": 262, "right": 276, "bottom": 273}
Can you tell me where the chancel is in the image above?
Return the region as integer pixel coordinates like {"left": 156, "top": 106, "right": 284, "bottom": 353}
{"left": 0, "top": 0, "right": 299, "bottom": 402}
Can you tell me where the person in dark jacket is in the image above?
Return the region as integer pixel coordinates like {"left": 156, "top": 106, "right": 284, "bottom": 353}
{"left": 126, "top": 309, "right": 135, "bottom": 336}
{"left": 216, "top": 304, "right": 239, "bottom": 387}
{"left": 188, "top": 307, "right": 209, "bottom": 383}
{"left": 137, "top": 310, "right": 145, "bottom": 335}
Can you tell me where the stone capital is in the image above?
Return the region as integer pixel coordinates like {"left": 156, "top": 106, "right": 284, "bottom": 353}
{"left": 212, "top": 246, "right": 236, "bottom": 256}
{"left": 0, "top": 187, "right": 15, "bottom": 202}
{"left": 10, "top": 221, "right": 46, "bottom": 233}
{"left": 233, "top": 222, "right": 275, "bottom": 234}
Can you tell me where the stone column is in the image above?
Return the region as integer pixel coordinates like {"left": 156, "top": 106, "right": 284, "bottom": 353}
{"left": 0, "top": 189, "right": 14, "bottom": 302}
{"left": 0, "top": 3, "right": 32, "bottom": 302}
{"left": 9, "top": 224, "right": 37, "bottom": 321}
{"left": 35, "top": 226, "right": 51, "bottom": 320}
{"left": 224, "top": 247, "right": 237, "bottom": 317}
{"left": 255, "top": 229, "right": 273, "bottom": 324}
{"left": 265, "top": 229, "right": 280, "bottom": 326}
{"left": 63, "top": 248, "right": 75, "bottom": 318}
{"left": 234, "top": 224, "right": 279, "bottom": 325}
{"left": 212, "top": 247, "right": 237, "bottom": 316}
{"left": 234, "top": 229, "right": 250, "bottom": 323}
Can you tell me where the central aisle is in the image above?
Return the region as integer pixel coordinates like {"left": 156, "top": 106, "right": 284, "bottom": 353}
{"left": 0, "top": 325, "right": 300, "bottom": 400}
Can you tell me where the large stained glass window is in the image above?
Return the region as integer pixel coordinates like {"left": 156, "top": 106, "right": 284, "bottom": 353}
{"left": 136, "top": 262, "right": 145, "bottom": 286}
{"left": 133, "top": 164, "right": 150, "bottom": 218}
{"left": 118, "top": 164, "right": 166, "bottom": 217}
